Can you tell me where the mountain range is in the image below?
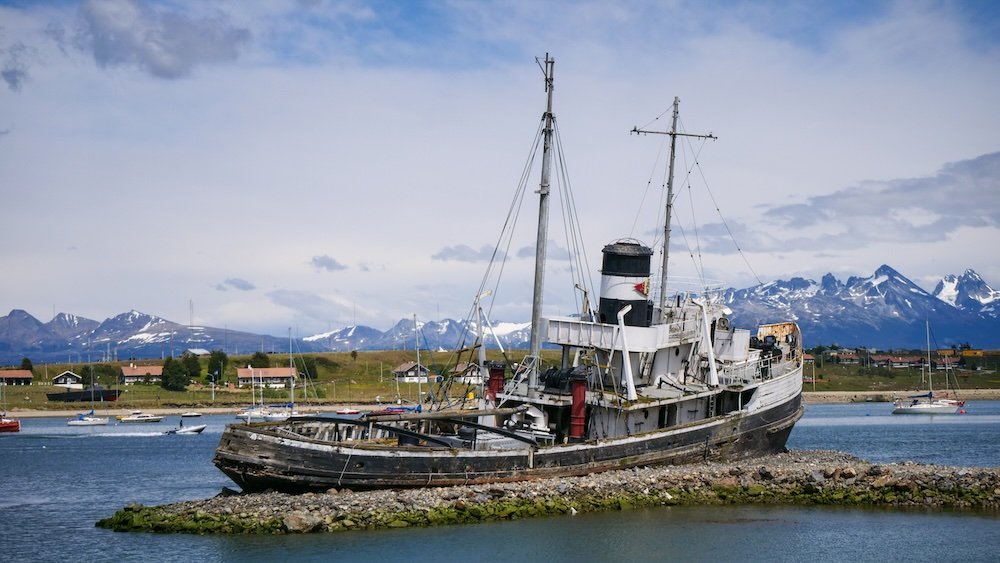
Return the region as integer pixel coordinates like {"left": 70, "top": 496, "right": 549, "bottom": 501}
{"left": 2, "top": 265, "right": 998, "bottom": 365}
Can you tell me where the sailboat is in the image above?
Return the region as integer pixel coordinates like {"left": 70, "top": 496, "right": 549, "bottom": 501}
{"left": 213, "top": 55, "right": 804, "bottom": 493}
{"left": 264, "top": 330, "right": 301, "bottom": 422}
{"left": 236, "top": 365, "right": 272, "bottom": 422}
{"left": 892, "top": 321, "right": 963, "bottom": 415}
{"left": 66, "top": 373, "right": 109, "bottom": 426}
{"left": 0, "top": 383, "right": 20, "bottom": 433}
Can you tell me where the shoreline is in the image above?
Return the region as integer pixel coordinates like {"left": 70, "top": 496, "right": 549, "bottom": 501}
{"left": 5, "top": 404, "right": 371, "bottom": 419}
{"left": 9, "top": 389, "right": 1000, "bottom": 417}
{"left": 800, "top": 388, "right": 1000, "bottom": 403}
{"left": 97, "top": 450, "right": 1000, "bottom": 534}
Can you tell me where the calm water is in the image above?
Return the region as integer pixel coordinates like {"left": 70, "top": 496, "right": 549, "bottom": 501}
{"left": 1, "top": 402, "right": 998, "bottom": 562}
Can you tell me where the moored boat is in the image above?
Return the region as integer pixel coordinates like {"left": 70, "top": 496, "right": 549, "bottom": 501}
{"left": 213, "top": 55, "right": 804, "bottom": 493}
{"left": 0, "top": 412, "right": 19, "bottom": 433}
{"left": 0, "top": 384, "right": 18, "bottom": 432}
{"left": 46, "top": 385, "right": 121, "bottom": 402}
{"left": 67, "top": 410, "right": 109, "bottom": 426}
{"left": 119, "top": 412, "right": 164, "bottom": 423}
{"left": 892, "top": 321, "right": 964, "bottom": 415}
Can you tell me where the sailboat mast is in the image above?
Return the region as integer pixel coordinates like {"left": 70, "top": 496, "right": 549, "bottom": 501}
{"left": 658, "top": 97, "right": 680, "bottom": 317}
{"left": 528, "top": 54, "right": 555, "bottom": 389}
{"left": 926, "top": 319, "right": 933, "bottom": 394}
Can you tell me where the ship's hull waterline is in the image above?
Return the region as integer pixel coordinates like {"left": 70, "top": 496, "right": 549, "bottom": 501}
{"left": 214, "top": 391, "right": 802, "bottom": 493}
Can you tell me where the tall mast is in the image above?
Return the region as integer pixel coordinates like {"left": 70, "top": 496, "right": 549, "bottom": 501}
{"left": 660, "top": 97, "right": 680, "bottom": 316}
{"left": 926, "top": 319, "right": 933, "bottom": 394}
{"left": 632, "top": 97, "right": 715, "bottom": 320}
{"left": 528, "top": 54, "right": 555, "bottom": 389}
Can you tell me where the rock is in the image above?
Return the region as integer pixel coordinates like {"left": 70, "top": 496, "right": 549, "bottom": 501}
{"left": 283, "top": 510, "right": 323, "bottom": 533}
{"left": 867, "top": 465, "right": 885, "bottom": 477}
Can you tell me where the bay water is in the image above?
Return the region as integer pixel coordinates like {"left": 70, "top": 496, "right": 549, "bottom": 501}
{"left": 2, "top": 402, "right": 998, "bottom": 562}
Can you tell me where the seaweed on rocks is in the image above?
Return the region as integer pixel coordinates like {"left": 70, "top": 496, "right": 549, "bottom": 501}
{"left": 96, "top": 451, "right": 1000, "bottom": 534}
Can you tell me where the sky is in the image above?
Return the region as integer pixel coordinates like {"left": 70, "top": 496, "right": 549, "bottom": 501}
{"left": 1, "top": 0, "right": 998, "bottom": 339}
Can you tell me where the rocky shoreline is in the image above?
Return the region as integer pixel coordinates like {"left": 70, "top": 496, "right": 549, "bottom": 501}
{"left": 97, "top": 450, "right": 1000, "bottom": 534}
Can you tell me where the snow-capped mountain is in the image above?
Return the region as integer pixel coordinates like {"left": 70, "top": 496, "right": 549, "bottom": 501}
{"left": 1, "top": 265, "right": 996, "bottom": 364}
{"left": 933, "top": 269, "right": 1000, "bottom": 315}
{"left": 724, "top": 266, "right": 998, "bottom": 349}
{"left": 306, "top": 318, "right": 531, "bottom": 353}
{"left": 0, "top": 310, "right": 327, "bottom": 365}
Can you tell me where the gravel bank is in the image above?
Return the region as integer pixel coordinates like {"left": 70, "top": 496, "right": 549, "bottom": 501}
{"left": 97, "top": 451, "right": 1000, "bottom": 534}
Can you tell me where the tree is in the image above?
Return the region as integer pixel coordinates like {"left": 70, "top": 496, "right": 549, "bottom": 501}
{"left": 207, "top": 350, "right": 228, "bottom": 384}
{"left": 20, "top": 357, "right": 34, "bottom": 372}
{"left": 81, "top": 365, "right": 97, "bottom": 387}
{"left": 160, "top": 357, "right": 188, "bottom": 391}
{"left": 295, "top": 355, "right": 318, "bottom": 380}
{"left": 181, "top": 352, "right": 202, "bottom": 381}
{"left": 249, "top": 351, "right": 270, "bottom": 368}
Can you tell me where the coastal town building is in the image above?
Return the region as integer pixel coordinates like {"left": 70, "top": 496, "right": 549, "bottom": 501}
{"left": 0, "top": 369, "right": 33, "bottom": 385}
{"left": 52, "top": 370, "right": 83, "bottom": 387}
{"left": 392, "top": 361, "right": 430, "bottom": 383}
{"left": 236, "top": 367, "right": 294, "bottom": 389}
{"left": 120, "top": 364, "right": 164, "bottom": 385}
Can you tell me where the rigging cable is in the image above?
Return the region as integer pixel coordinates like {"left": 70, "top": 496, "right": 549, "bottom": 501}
{"left": 678, "top": 115, "right": 763, "bottom": 286}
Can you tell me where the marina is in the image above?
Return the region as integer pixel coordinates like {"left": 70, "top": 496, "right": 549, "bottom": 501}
{"left": 1, "top": 403, "right": 998, "bottom": 560}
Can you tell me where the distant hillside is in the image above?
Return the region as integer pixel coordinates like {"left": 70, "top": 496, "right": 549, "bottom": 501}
{"left": 2, "top": 265, "right": 997, "bottom": 365}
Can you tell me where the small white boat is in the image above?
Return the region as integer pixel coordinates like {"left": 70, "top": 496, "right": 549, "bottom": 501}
{"left": 235, "top": 407, "right": 270, "bottom": 422}
{"left": 120, "top": 412, "right": 164, "bottom": 423}
{"left": 892, "top": 321, "right": 964, "bottom": 415}
{"left": 892, "top": 394, "right": 961, "bottom": 415}
{"left": 180, "top": 411, "right": 202, "bottom": 418}
{"left": 66, "top": 410, "right": 109, "bottom": 426}
{"left": 164, "top": 424, "right": 206, "bottom": 435}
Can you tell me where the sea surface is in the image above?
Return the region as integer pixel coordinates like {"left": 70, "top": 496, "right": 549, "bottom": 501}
{"left": 1, "top": 402, "right": 999, "bottom": 562}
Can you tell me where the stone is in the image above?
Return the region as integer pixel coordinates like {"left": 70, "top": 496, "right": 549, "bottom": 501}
{"left": 283, "top": 510, "right": 323, "bottom": 533}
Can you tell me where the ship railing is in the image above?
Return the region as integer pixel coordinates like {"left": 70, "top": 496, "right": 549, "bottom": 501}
{"left": 545, "top": 316, "right": 702, "bottom": 351}
{"left": 718, "top": 356, "right": 773, "bottom": 386}
{"left": 718, "top": 355, "right": 798, "bottom": 386}
{"left": 496, "top": 355, "right": 538, "bottom": 407}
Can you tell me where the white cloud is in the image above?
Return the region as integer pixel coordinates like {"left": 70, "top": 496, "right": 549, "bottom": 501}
{"left": 0, "top": 0, "right": 997, "bottom": 337}
{"left": 311, "top": 255, "right": 348, "bottom": 272}
{"left": 73, "top": 0, "right": 250, "bottom": 79}
{"left": 432, "top": 245, "right": 503, "bottom": 263}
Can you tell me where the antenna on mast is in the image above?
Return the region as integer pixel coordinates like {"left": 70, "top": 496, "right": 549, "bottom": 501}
{"left": 631, "top": 97, "right": 716, "bottom": 320}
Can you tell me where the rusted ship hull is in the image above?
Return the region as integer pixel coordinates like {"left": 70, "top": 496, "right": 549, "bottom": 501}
{"left": 213, "top": 393, "right": 802, "bottom": 493}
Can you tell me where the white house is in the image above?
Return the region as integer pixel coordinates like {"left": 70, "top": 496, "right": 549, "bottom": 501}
{"left": 52, "top": 370, "right": 83, "bottom": 388}
{"left": 392, "top": 361, "right": 430, "bottom": 383}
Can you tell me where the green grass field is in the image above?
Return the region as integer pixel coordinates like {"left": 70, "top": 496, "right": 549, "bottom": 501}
{"left": 4, "top": 350, "right": 998, "bottom": 411}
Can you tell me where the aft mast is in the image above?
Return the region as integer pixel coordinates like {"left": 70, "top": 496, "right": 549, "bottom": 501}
{"left": 632, "top": 97, "right": 715, "bottom": 320}
{"left": 528, "top": 54, "right": 555, "bottom": 390}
